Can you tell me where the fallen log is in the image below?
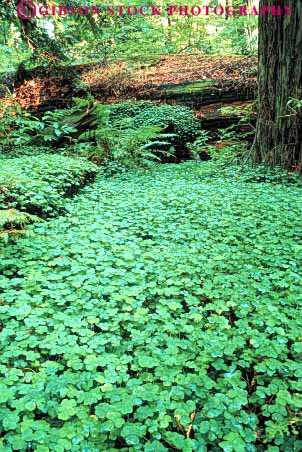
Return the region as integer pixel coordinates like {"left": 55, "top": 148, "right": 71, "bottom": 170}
{"left": 1, "top": 55, "right": 257, "bottom": 114}
{"left": 130, "top": 79, "right": 256, "bottom": 108}
{"left": 7, "top": 76, "right": 256, "bottom": 120}
{"left": 194, "top": 100, "right": 256, "bottom": 130}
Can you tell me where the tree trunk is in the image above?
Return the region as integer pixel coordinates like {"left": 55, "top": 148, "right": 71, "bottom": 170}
{"left": 253, "top": 0, "right": 302, "bottom": 169}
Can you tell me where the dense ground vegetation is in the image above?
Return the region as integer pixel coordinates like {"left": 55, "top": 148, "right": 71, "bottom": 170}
{"left": 0, "top": 99, "right": 207, "bottom": 167}
{"left": 1, "top": 162, "right": 302, "bottom": 451}
{"left": 0, "top": 156, "right": 96, "bottom": 216}
{"left": 0, "top": 154, "right": 97, "bottom": 239}
{"left": 1, "top": 95, "right": 301, "bottom": 452}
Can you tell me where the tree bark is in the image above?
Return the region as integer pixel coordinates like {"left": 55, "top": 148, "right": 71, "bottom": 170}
{"left": 253, "top": 0, "right": 302, "bottom": 169}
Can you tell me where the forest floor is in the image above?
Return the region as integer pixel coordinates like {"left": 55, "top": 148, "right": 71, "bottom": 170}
{"left": 81, "top": 55, "right": 257, "bottom": 93}
{"left": 1, "top": 161, "right": 302, "bottom": 451}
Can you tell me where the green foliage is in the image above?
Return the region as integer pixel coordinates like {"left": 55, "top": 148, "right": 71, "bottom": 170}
{"left": 186, "top": 133, "right": 213, "bottom": 161}
{"left": 219, "top": 102, "right": 255, "bottom": 124}
{"left": 207, "top": 104, "right": 256, "bottom": 164}
{"left": 0, "top": 35, "right": 32, "bottom": 73}
{"left": 0, "top": 99, "right": 179, "bottom": 168}
{"left": 0, "top": 208, "right": 40, "bottom": 243}
{"left": 212, "top": 133, "right": 245, "bottom": 164}
{"left": 240, "top": 165, "right": 302, "bottom": 186}
{"left": 286, "top": 97, "right": 302, "bottom": 118}
{"left": 0, "top": 155, "right": 97, "bottom": 217}
{"left": 38, "top": 110, "right": 78, "bottom": 143}
{"left": 76, "top": 102, "right": 176, "bottom": 168}
{"left": 0, "top": 145, "right": 53, "bottom": 158}
{"left": 0, "top": 101, "right": 44, "bottom": 153}
{"left": 186, "top": 126, "right": 245, "bottom": 165}
{"left": 1, "top": 161, "right": 302, "bottom": 451}
{"left": 108, "top": 101, "right": 201, "bottom": 149}
{"left": 0, "top": 0, "right": 257, "bottom": 68}
{"left": 0, "top": 101, "right": 79, "bottom": 154}
{"left": 214, "top": 17, "right": 258, "bottom": 56}
{"left": 0, "top": 0, "right": 258, "bottom": 70}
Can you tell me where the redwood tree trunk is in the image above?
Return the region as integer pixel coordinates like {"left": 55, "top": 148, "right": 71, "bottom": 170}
{"left": 253, "top": 0, "right": 302, "bottom": 169}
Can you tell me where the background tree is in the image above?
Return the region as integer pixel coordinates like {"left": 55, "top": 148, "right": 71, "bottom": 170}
{"left": 253, "top": 0, "right": 302, "bottom": 169}
{"left": 0, "top": 0, "right": 257, "bottom": 73}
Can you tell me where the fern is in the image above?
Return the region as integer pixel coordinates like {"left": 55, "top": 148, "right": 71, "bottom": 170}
{"left": 77, "top": 103, "right": 176, "bottom": 166}
{"left": 0, "top": 208, "right": 40, "bottom": 243}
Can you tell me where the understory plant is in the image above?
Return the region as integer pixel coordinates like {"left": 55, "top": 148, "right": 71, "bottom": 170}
{"left": 0, "top": 101, "right": 76, "bottom": 155}
{"left": 186, "top": 133, "right": 215, "bottom": 161}
{"left": 0, "top": 154, "right": 97, "bottom": 218}
{"left": 0, "top": 98, "right": 204, "bottom": 166}
{"left": 76, "top": 103, "right": 175, "bottom": 168}
{"left": 0, "top": 101, "right": 43, "bottom": 153}
{"left": 0, "top": 99, "right": 179, "bottom": 168}
{"left": 0, "top": 208, "right": 40, "bottom": 243}
{"left": 206, "top": 103, "right": 256, "bottom": 165}
{"left": 211, "top": 127, "right": 245, "bottom": 164}
{"left": 108, "top": 101, "right": 202, "bottom": 158}
{"left": 0, "top": 162, "right": 302, "bottom": 451}
{"left": 240, "top": 165, "right": 302, "bottom": 185}
{"left": 0, "top": 155, "right": 97, "bottom": 241}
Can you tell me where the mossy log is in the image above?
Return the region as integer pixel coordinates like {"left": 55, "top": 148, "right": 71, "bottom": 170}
{"left": 194, "top": 100, "right": 256, "bottom": 130}
{"left": 6, "top": 76, "right": 256, "bottom": 118}
{"left": 137, "top": 79, "right": 256, "bottom": 108}
{"left": 1, "top": 58, "right": 257, "bottom": 135}
{"left": 1, "top": 57, "right": 256, "bottom": 112}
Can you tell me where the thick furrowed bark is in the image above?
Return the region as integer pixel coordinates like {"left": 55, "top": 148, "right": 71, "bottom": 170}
{"left": 254, "top": 0, "right": 302, "bottom": 169}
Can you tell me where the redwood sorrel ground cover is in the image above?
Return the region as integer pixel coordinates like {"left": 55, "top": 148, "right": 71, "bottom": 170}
{"left": 1, "top": 161, "right": 302, "bottom": 452}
